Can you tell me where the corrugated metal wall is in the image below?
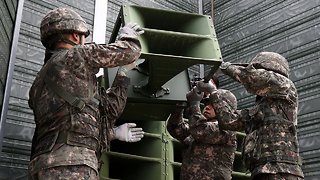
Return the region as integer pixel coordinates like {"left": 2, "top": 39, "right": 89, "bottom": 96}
{"left": 204, "top": 0, "right": 320, "bottom": 179}
{"left": 0, "top": 0, "right": 17, "bottom": 115}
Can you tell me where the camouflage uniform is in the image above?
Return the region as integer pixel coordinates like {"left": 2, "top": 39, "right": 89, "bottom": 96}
{"left": 37, "top": 165, "right": 97, "bottom": 180}
{"left": 216, "top": 52, "right": 304, "bottom": 179}
{"left": 167, "top": 102, "right": 237, "bottom": 180}
{"left": 28, "top": 8, "right": 141, "bottom": 180}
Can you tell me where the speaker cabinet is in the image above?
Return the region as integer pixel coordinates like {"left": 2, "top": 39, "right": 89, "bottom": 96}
{"left": 106, "top": 4, "right": 222, "bottom": 121}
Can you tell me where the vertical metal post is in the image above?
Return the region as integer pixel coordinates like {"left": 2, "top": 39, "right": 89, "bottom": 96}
{"left": 198, "top": 0, "right": 203, "bottom": 14}
{"left": 0, "top": 0, "right": 25, "bottom": 152}
{"left": 211, "top": 0, "right": 215, "bottom": 19}
{"left": 198, "top": 0, "right": 205, "bottom": 78}
{"left": 93, "top": 0, "right": 109, "bottom": 177}
{"left": 93, "top": 0, "right": 108, "bottom": 77}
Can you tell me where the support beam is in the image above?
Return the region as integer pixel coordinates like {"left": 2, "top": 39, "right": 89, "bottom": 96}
{"left": 93, "top": 0, "right": 108, "bottom": 77}
{"left": 0, "top": 0, "right": 25, "bottom": 151}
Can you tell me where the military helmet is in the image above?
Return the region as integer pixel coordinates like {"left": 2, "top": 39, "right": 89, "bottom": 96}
{"left": 209, "top": 89, "right": 237, "bottom": 110}
{"left": 40, "top": 7, "right": 90, "bottom": 48}
{"left": 250, "top": 52, "right": 289, "bottom": 77}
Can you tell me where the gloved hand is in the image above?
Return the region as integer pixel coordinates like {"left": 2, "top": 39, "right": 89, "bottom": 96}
{"left": 117, "top": 59, "right": 145, "bottom": 76}
{"left": 196, "top": 80, "right": 217, "bottom": 94}
{"left": 118, "top": 22, "right": 144, "bottom": 40}
{"left": 219, "top": 61, "right": 232, "bottom": 70}
{"left": 117, "top": 62, "right": 136, "bottom": 76}
{"left": 186, "top": 86, "right": 203, "bottom": 106}
{"left": 113, "top": 123, "right": 144, "bottom": 142}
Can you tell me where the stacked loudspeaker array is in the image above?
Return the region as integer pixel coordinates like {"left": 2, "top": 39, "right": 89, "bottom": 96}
{"left": 100, "top": 4, "right": 249, "bottom": 180}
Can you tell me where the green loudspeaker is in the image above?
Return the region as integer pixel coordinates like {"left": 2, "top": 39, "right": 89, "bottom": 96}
{"left": 106, "top": 4, "right": 222, "bottom": 121}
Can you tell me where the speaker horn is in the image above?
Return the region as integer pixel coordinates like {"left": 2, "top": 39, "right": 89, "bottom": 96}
{"left": 105, "top": 4, "right": 222, "bottom": 121}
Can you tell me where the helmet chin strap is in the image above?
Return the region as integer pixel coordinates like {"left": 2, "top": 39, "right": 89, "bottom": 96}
{"left": 61, "top": 37, "right": 79, "bottom": 46}
{"left": 58, "top": 33, "right": 83, "bottom": 47}
{"left": 46, "top": 33, "right": 83, "bottom": 51}
{"left": 79, "top": 37, "right": 84, "bottom": 46}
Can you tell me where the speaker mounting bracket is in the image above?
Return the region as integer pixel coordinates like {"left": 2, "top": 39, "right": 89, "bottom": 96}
{"left": 133, "top": 85, "right": 170, "bottom": 98}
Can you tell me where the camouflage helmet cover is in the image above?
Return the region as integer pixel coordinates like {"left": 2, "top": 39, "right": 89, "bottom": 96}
{"left": 40, "top": 7, "right": 90, "bottom": 48}
{"left": 250, "top": 52, "right": 289, "bottom": 77}
{"left": 209, "top": 89, "right": 237, "bottom": 110}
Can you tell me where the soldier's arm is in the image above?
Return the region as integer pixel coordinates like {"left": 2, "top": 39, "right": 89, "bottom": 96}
{"left": 214, "top": 100, "right": 245, "bottom": 131}
{"left": 82, "top": 40, "right": 141, "bottom": 68}
{"left": 221, "top": 64, "right": 291, "bottom": 97}
{"left": 83, "top": 23, "right": 143, "bottom": 68}
{"left": 100, "top": 74, "right": 130, "bottom": 125}
{"left": 166, "top": 104, "right": 190, "bottom": 143}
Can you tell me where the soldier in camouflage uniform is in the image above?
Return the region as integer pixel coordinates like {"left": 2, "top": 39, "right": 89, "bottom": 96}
{"left": 215, "top": 52, "right": 304, "bottom": 179}
{"left": 28, "top": 7, "right": 143, "bottom": 179}
{"left": 167, "top": 80, "right": 237, "bottom": 180}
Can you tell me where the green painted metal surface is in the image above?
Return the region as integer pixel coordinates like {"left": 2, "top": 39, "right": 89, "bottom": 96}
{"left": 100, "top": 121, "right": 168, "bottom": 180}
{"left": 100, "top": 4, "right": 249, "bottom": 180}
{"left": 106, "top": 4, "right": 222, "bottom": 122}
{"left": 120, "top": 5, "right": 222, "bottom": 93}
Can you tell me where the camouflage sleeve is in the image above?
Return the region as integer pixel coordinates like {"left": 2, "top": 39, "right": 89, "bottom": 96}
{"left": 214, "top": 100, "right": 245, "bottom": 131}
{"left": 188, "top": 105, "right": 233, "bottom": 145}
{"left": 222, "top": 64, "right": 292, "bottom": 97}
{"left": 82, "top": 40, "right": 141, "bottom": 68}
{"left": 99, "top": 74, "right": 130, "bottom": 147}
{"left": 167, "top": 106, "right": 190, "bottom": 142}
{"left": 101, "top": 74, "right": 130, "bottom": 125}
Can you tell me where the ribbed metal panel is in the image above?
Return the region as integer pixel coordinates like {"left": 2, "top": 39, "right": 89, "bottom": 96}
{"left": 0, "top": 0, "right": 17, "bottom": 111}
{"left": 203, "top": 0, "right": 320, "bottom": 179}
{"left": 0, "top": 0, "right": 21, "bottom": 179}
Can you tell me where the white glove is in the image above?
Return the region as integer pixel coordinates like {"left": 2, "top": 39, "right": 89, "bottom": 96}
{"left": 118, "top": 22, "right": 144, "bottom": 40}
{"left": 113, "top": 123, "right": 144, "bottom": 142}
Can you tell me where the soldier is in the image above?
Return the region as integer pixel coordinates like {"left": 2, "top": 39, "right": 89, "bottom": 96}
{"left": 28, "top": 7, "right": 143, "bottom": 179}
{"left": 167, "top": 80, "right": 237, "bottom": 180}
{"left": 216, "top": 52, "right": 304, "bottom": 179}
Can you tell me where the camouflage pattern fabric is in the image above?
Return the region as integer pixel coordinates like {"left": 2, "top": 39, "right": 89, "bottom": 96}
{"left": 28, "top": 39, "right": 140, "bottom": 177}
{"left": 29, "top": 164, "right": 98, "bottom": 180}
{"left": 40, "top": 7, "right": 90, "bottom": 48}
{"left": 216, "top": 62, "right": 304, "bottom": 179}
{"left": 250, "top": 52, "right": 290, "bottom": 77}
{"left": 167, "top": 105, "right": 236, "bottom": 180}
{"left": 98, "top": 75, "right": 130, "bottom": 152}
{"left": 253, "top": 173, "right": 304, "bottom": 180}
